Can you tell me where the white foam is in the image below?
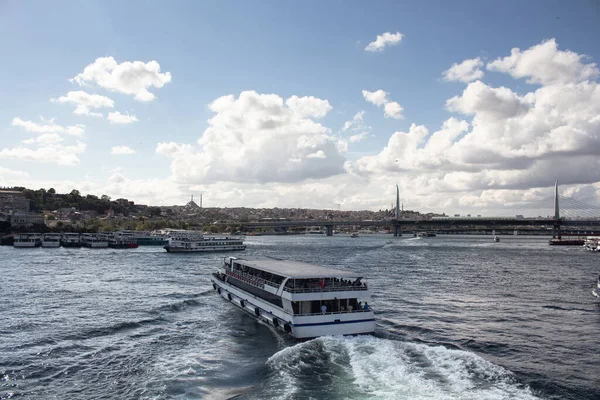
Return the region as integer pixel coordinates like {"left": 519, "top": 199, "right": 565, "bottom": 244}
{"left": 266, "top": 336, "right": 541, "bottom": 400}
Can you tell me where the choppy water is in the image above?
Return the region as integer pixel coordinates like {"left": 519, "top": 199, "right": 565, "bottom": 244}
{"left": 1, "top": 235, "right": 599, "bottom": 400}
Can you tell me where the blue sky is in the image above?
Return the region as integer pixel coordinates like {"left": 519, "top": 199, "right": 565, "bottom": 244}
{"left": 1, "top": 1, "right": 600, "bottom": 212}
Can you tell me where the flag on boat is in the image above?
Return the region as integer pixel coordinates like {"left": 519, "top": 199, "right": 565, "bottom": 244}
{"left": 319, "top": 279, "right": 325, "bottom": 289}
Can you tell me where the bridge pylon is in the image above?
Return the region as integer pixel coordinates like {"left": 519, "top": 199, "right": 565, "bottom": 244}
{"left": 552, "top": 180, "right": 561, "bottom": 239}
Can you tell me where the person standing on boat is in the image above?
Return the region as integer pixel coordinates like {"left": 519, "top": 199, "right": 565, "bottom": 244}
{"left": 321, "top": 304, "right": 327, "bottom": 313}
{"left": 363, "top": 302, "right": 370, "bottom": 311}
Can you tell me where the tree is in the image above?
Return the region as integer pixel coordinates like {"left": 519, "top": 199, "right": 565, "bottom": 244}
{"left": 48, "top": 188, "right": 56, "bottom": 194}
{"left": 101, "top": 194, "right": 111, "bottom": 201}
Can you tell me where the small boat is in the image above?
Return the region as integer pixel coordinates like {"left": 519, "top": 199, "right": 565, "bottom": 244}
{"left": 13, "top": 233, "right": 41, "bottom": 248}
{"left": 108, "top": 231, "right": 139, "bottom": 249}
{"left": 41, "top": 233, "right": 61, "bottom": 248}
{"left": 593, "top": 275, "right": 600, "bottom": 298}
{"left": 385, "top": 240, "right": 393, "bottom": 244}
{"left": 164, "top": 230, "right": 245, "bottom": 253}
{"left": 210, "top": 257, "right": 375, "bottom": 339}
{"left": 493, "top": 235, "right": 500, "bottom": 243}
{"left": 350, "top": 233, "right": 359, "bottom": 238}
{"left": 418, "top": 232, "right": 436, "bottom": 238}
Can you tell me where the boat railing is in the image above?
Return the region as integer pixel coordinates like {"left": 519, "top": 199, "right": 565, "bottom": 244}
{"left": 224, "top": 267, "right": 281, "bottom": 290}
{"left": 284, "top": 285, "right": 368, "bottom": 293}
{"left": 295, "top": 309, "right": 372, "bottom": 316}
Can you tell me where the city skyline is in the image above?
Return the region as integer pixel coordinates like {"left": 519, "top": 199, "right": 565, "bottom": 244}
{"left": 1, "top": 1, "right": 599, "bottom": 213}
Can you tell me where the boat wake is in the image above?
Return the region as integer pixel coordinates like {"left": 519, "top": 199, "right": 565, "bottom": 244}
{"left": 262, "top": 335, "right": 541, "bottom": 400}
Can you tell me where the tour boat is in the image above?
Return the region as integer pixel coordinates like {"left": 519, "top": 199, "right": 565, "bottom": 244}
{"left": 350, "top": 232, "right": 359, "bottom": 238}
{"left": 61, "top": 233, "right": 82, "bottom": 248}
{"left": 41, "top": 233, "right": 61, "bottom": 248}
{"left": 593, "top": 275, "right": 600, "bottom": 298}
{"left": 164, "top": 230, "right": 245, "bottom": 253}
{"left": 108, "top": 231, "right": 139, "bottom": 249}
{"left": 81, "top": 233, "right": 109, "bottom": 248}
{"left": 210, "top": 257, "right": 375, "bottom": 339}
{"left": 13, "top": 233, "right": 41, "bottom": 248}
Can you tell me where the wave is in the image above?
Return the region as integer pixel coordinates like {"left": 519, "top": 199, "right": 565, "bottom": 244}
{"left": 264, "top": 336, "right": 541, "bottom": 400}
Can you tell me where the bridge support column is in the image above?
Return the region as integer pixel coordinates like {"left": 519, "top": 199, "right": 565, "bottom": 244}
{"left": 553, "top": 223, "right": 561, "bottom": 240}
{"left": 393, "top": 223, "right": 402, "bottom": 237}
{"left": 326, "top": 225, "right": 333, "bottom": 236}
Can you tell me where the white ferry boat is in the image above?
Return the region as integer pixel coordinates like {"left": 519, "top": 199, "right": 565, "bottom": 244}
{"left": 81, "top": 233, "right": 109, "bottom": 248}
{"left": 210, "top": 257, "right": 375, "bottom": 339}
{"left": 41, "top": 233, "right": 61, "bottom": 248}
{"left": 13, "top": 233, "right": 42, "bottom": 248}
{"left": 61, "top": 233, "right": 81, "bottom": 248}
{"left": 593, "top": 275, "right": 600, "bottom": 298}
{"left": 164, "top": 231, "right": 245, "bottom": 253}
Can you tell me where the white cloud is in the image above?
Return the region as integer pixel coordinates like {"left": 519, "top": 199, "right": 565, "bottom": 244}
{"left": 342, "top": 111, "right": 366, "bottom": 131}
{"left": 362, "top": 89, "right": 404, "bottom": 119}
{"left": 107, "top": 111, "right": 138, "bottom": 124}
{"left": 52, "top": 90, "right": 114, "bottom": 117}
{"left": 362, "top": 89, "right": 388, "bottom": 106}
{"left": 0, "top": 141, "right": 86, "bottom": 166}
{"left": 22, "top": 133, "right": 64, "bottom": 145}
{"left": 0, "top": 166, "right": 30, "bottom": 178}
{"left": 156, "top": 142, "right": 194, "bottom": 156}
{"left": 384, "top": 101, "right": 404, "bottom": 119}
{"left": 487, "top": 38, "right": 599, "bottom": 85}
{"left": 12, "top": 117, "right": 85, "bottom": 137}
{"left": 285, "top": 95, "right": 333, "bottom": 118}
{"left": 365, "top": 32, "right": 404, "bottom": 52}
{"left": 443, "top": 57, "right": 484, "bottom": 83}
{"left": 158, "top": 90, "right": 346, "bottom": 184}
{"left": 445, "top": 80, "right": 530, "bottom": 120}
{"left": 110, "top": 146, "right": 136, "bottom": 155}
{"left": 71, "top": 56, "right": 172, "bottom": 101}
{"left": 349, "top": 132, "right": 370, "bottom": 143}
{"left": 306, "top": 150, "right": 326, "bottom": 159}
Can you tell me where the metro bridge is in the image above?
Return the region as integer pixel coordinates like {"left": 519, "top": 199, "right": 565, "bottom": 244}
{"left": 239, "top": 182, "right": 600, "bottom": 237}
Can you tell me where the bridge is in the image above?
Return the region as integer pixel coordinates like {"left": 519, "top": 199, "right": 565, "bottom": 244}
{"left": 240, "top": 182, "right": 600, "bottom": 237}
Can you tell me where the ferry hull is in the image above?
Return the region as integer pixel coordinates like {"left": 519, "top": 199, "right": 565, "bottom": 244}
{"left": 41, "top": 241, "right": 61, "bottom": 248}
{"left": 84, "top": 242, "right": 109, "bottom": 248}
{"left": 210, "top": 278, "right": 375, "bottom": 339}
{"left": 61, "top": 242, "right": 82, "bottom": 248}
{"left": 14, "top": 242, "right": 40, "bottom": 248}
{"left": 165, "top": 245, "right": 246, "bottom": 253}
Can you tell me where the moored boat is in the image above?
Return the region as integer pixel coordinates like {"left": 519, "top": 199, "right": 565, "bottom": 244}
{"left": 13, "top": 233, "right": 41, "bottom": 248}
{"left": 41, "top": 233, "right": 61, "bottom": 248}
{"left": 210, "top": 257, "right": 375, "bottom": 339}
{"left": 164, "top": 230, "right": 245, "bottom": 253}
{"left": 61, "top": 233, "right": 81, "bottom": 248}
{"left": 82, "top": 233, "right": 109, "bottom": 248}
{"left": 108, "top": 231, "right": 139, "bottom": 249}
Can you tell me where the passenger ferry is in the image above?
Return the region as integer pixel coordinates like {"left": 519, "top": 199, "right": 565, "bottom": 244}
{"left": 13, "top": 233, "right": 42, "bottom": 248}
{"left": 61, "top": 233, "right": 81, "bottom": 248}
{"left": 593, "top": 275, "right": 600, "bottom": 298}
{"left": 41, "top": 233, "right": 61, "bottom": 248}
{"left": 210, "top": 257, "right": 375, "bottom": 339}
{"left": 108, "top": 231, "right": 139, "bottom": 249}
{"left": 81, "top": 233, "right": 109, "bottom": 248}
{"left": 164, "top": 230, "right": 245, "bottom": 253}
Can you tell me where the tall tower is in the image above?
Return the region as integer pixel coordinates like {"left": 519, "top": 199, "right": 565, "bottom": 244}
{"left": 200, "top": 193, "right": 203, "bottom": 208}
{"left": 395, "top": 185, "right": 400, "bottom": 220}
{"left": 554, "top": 180, "right": 559, "bottom": 220}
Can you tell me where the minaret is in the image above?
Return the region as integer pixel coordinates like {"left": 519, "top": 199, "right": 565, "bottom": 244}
{"left": 395, "top": 185, "right": 400, "bottom": 220}
{"left": 200, "top": 193, "right": 203, "bottom": 208}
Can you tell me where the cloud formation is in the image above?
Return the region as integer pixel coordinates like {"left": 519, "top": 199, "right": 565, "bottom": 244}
{"left": 52, "top": 91, "right": 114, "bottom": 117}
{"left": 71, "top": 56, "right": 172, "bottom": 101}
{"left": 365, "top": 32, "right": 404, "bottom": 52}
{"left": 111, "top": 145, "right": 136, "bottom": 155}
{"left": 107, "top": 111, "right": 138, "bottom": 124}
{"left": 443, "top": 58, "right": 484, "bottom": 83}
{"left": 12, "top": 117, "right": 85, "bottom": 137}
{"left": 362, "top": 90, "right": 404, "bottom": 119}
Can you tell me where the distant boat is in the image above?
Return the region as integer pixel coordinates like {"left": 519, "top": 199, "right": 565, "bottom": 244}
{"left": 493, "top": 235, "right": 500, "bottom": 243}
{"left": 350, "top": 233, "right": 359, "bottom": 238}
{"left": 593, "top": 275, "right": 600, "bottom": 298}
{"left": 417, "top": 232, "right": 436, "bottom": 238}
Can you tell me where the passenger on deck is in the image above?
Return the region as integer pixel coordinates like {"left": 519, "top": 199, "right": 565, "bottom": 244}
{"left": 364, "top": 302, "right": 370, "bottom": 310}
{"left": 321, "top": 304, "right": 327, "bottom": 313}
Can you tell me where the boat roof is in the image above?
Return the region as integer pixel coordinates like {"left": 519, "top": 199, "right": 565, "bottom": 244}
{"left": 231, "top": 257, "right": 359, "bottom": 279}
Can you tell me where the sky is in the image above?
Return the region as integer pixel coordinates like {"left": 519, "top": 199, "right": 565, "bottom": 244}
{"left": 1, "top": 0, "right": 600, "bottom": 214}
